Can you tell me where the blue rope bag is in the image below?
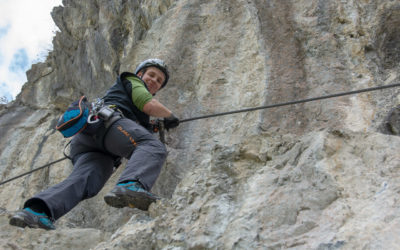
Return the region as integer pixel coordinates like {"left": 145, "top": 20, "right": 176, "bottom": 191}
{"left": 56, "top": 96, "right": 90, "bottom": 138}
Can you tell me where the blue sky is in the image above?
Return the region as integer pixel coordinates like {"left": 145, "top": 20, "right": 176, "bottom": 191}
{"left": 0, "top": 0, "right": 62, "bottom": 103}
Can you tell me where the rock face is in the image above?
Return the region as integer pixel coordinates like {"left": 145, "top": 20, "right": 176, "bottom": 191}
{"left": 0, "top": 0, "right": 399, "bottom": 249}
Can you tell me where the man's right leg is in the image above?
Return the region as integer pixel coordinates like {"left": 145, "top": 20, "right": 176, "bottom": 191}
{"left": 102, "top": 118, "right": 167, "bottom": 211}
{"left": 10, "top": 150, "right": 115, "bottom": 229}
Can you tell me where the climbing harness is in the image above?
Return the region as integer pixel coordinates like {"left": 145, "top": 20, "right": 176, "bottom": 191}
{"left": 0, "top": 82, "right": 399, "bottom": 186}
{"left": 88, "top": 98, "right": 124, "bottom": 129}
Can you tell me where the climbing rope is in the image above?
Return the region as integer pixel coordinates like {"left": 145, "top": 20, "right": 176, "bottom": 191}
{"left": 0, "top": 82, "right": 399, "bottom": 186}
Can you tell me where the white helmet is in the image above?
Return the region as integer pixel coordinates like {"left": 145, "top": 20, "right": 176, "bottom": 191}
{"left": 135, "top": 58, "right": 169, "bottom": 88}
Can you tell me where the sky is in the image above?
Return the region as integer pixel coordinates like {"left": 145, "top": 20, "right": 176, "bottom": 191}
{"left": 0, "top": 0, "right": 62, "bottom": 103}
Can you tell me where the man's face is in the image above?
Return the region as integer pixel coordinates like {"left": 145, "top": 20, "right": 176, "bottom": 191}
{"left": 137, "top": 66, "right": 166, "bottom": 95}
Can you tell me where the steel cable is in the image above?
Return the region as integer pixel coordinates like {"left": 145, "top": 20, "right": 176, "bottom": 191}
{"left": 0, "top": 157, "right": 68, "bottom": 186}
{"left": 181, "top": 83, "right": 400, "bottom": 123}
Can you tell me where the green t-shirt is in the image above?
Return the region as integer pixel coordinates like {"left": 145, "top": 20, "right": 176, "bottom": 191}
{"left": 126, "top": 76, "right": 153, "bottom": 111}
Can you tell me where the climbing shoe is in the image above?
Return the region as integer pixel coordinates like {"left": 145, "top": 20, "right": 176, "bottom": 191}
{"left": 104, "top": 181, "right": 159, "bottom": 211}
{"left": 9, "top": 208, "right": 55, "bottom": 230}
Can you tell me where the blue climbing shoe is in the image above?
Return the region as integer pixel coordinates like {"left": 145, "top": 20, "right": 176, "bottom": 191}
{"left": 104, "top": 181, "right": 159, "bottom": 211}
{"left": 9, "top": 208, "right": 55, "bottom": 230}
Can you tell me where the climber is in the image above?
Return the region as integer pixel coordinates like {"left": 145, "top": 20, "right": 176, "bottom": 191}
{"left": 9, "top": 58, "right": 179, "bottom": 230}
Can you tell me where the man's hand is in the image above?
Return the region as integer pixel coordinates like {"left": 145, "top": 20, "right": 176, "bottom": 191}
{"left": 164, "top": 114, "right": 180, "bottom": 130}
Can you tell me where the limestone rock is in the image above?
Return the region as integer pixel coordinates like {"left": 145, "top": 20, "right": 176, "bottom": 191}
{"left": 89, "top": 129, "right": 400, "bottom": 249}
{"left": 381, "top": 104, "right": 400, "bottom": 135}
{"left": 0, "top": 0, "right": 399, "bottom": 249}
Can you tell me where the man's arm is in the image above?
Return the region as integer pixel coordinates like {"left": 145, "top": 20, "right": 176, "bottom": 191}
{"left": 127, "top": 76, "right": 174, "bottom": 118}
{"left": 142, "top": 99, "right": 172, "bottom": 118}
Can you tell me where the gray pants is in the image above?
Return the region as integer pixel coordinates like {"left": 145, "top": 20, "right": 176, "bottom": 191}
{"left": 25, "top": 118, "right": 167, "bottom": 220}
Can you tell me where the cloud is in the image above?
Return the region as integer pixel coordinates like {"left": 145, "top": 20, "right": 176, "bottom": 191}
{"left": 0, "top": 0, "right": 62, "bottom": 101}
